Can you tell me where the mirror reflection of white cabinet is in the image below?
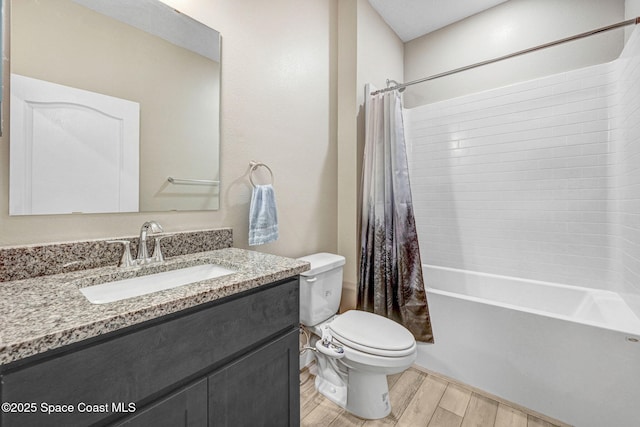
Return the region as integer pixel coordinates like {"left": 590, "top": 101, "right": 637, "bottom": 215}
{"left": 10, "top": 0, "right": 221, "bottom": 215}
{"left": 9, "top": 74, "right": 140, "bottom": 215}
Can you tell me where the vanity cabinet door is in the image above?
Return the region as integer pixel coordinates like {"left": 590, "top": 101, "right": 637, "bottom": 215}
{"left": 115, "top": 379, "right": 207, "bottom": 427}
{"left": 208, "top": 329, "right": 300, "bottom": 427}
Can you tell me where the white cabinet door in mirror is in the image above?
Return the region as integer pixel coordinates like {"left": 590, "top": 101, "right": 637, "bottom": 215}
{"left": 9, "top": 74, "right": 140, "bottom": 215}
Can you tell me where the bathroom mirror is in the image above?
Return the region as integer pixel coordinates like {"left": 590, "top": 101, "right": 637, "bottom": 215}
{"left": 9, "top": 0, "right": 221, "bottom": 215}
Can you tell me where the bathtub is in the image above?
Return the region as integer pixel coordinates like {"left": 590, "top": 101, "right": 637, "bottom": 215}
{"left": 416, "top": 265, "right": 640, "bottom": 427}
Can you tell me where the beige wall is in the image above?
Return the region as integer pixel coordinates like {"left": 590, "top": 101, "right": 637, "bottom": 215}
{"left": 336, "top": 0, "right": 358, "bottom": 309}
{"left": 404, "top": 0, "right": 625, "bottom": 107}
{"left": 336, "top": 0, "right": 404, "bottom": 311}
{"left": 356, "top": 0, "right": 404, "bottom": 104}
{"left": 0, "top": 0, "right": 338, "bottom": 261}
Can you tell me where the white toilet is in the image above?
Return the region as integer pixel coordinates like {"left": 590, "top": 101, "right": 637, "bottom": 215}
{"left": 298, "top": 253, "right": 417, "bottom": 420}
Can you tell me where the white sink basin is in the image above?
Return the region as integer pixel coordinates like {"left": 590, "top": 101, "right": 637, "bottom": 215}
{"left": 80, "top": 263, "right": 236, "bottom": 304}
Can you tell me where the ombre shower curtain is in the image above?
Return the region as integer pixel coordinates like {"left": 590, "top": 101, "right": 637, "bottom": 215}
{"left": 358, "top": 87, "right": 434, "bottom": 343}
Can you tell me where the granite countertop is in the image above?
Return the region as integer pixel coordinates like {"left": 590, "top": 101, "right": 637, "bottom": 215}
{"left": 0, "top": 248, "right": 309, "bottom": 366}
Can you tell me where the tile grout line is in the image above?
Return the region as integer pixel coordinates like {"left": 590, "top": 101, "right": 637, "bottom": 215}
{"left": 425, "top": 373, "right": 453, "bottom": 427}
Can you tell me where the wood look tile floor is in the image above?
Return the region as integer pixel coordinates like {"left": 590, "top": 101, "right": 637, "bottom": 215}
{"left": 300, "top": 366, "right": 570, "bottom": 427}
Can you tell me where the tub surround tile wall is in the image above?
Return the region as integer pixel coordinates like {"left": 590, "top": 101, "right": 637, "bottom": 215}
{"left": 406, "top": 27, "right": 640, "bottom": 300}
{"left": 406, "top": 62, "right": 618, "bottom": 289}
{"left": 0, "top": 247, "right": 309, "bottom": 365}
{"left": 617, "top": 27, "right": 640, "bottom": 299}
{"left": 0, "top": 228, "right": 233, "bottom": 283}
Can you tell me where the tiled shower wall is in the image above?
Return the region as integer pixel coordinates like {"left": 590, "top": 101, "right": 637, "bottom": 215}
{"left": 616, "top": 28, "right": 640, "bottom": 296}
{"left": 405, "top": 29, "right": 640, "bottom": 292}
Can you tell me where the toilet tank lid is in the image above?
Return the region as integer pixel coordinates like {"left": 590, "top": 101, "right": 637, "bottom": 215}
{"left": 297, "top": 253, "right": 345, "bottom": 276}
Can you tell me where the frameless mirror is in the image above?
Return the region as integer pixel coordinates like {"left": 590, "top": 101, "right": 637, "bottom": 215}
{"left": 9, "top": 0, "right": 221, "bottom": 215}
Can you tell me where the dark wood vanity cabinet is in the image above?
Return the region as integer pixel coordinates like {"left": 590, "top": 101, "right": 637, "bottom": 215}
{"left": 115, "top": 378, "right": 208, "bottom": 427}
{"left": 0, "top": 277, "right": 300, "bottom": 427}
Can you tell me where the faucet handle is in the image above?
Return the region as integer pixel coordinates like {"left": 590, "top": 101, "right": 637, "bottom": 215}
{"left": 151, "top": 235, "right": 171, "bottom": 263}
{"left": 107, "top": 240, "right": 134, "bottom": 267}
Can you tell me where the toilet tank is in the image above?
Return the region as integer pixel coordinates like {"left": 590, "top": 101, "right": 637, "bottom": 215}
{"left": 297, "top": 253, "right": 345, "bottom": 326}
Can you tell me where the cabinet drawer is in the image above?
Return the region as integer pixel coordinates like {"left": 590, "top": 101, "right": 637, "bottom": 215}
{"left": 1, "top": 277, "right": 299, "bottom": 426}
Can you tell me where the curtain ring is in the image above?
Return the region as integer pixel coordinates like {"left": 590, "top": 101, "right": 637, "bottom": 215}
{"left": 249, "top": 161, "right": 274, "bottom": 187}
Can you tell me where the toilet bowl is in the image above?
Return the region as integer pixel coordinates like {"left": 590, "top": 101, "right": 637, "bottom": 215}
{"left": 298, "top": 253, "right": 417, "bottom": 420}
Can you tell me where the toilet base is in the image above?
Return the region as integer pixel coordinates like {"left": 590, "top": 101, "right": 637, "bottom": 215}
{"left": 315, "top": 365, "right": 392, "bottom": 420}
{"left": 315, "top": 374, "right": 347, "bottom": 408}
{"left": 314, "top": 351, "right": 348, "bottom": 409}
{"left": 345, "top": 369, "right": 391, "bottom": 419}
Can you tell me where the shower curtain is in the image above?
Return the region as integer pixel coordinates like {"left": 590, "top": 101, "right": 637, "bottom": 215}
{"left": 358, "top": 88, "right": 433, "bottom": 343}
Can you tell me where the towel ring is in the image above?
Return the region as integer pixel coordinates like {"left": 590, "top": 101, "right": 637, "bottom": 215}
{"left": 249, "top": 161, "right": 274, "bottom": 187}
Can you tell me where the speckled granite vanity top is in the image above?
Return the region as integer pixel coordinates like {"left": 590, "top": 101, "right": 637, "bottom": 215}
{"left": 0, "top": 248, "right": 309, "bottom": 365}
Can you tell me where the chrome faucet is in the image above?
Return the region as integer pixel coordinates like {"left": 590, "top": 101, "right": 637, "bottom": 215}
{"left": 137, "top": 220, "right": 164, "bottom": 264}
{"left": 108, "top": 221, "right": 167, "bottom": 268}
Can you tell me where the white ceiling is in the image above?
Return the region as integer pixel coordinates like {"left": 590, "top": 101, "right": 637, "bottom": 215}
{"left": 367, "top": 0, "right": 510, "bottom": 42}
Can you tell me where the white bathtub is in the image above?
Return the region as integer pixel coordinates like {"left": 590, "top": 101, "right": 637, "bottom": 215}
{"left": 416, "top": 265, "right": 640, "bottom": 427}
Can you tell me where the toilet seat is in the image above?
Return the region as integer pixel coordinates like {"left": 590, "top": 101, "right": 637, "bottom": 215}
{"left": 328, "top": 310, "right": 416, "bottom": 358}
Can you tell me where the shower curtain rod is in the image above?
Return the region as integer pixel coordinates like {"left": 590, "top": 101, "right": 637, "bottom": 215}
{"left": 371, "top": 16, "right": 640, "bottom": 96}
